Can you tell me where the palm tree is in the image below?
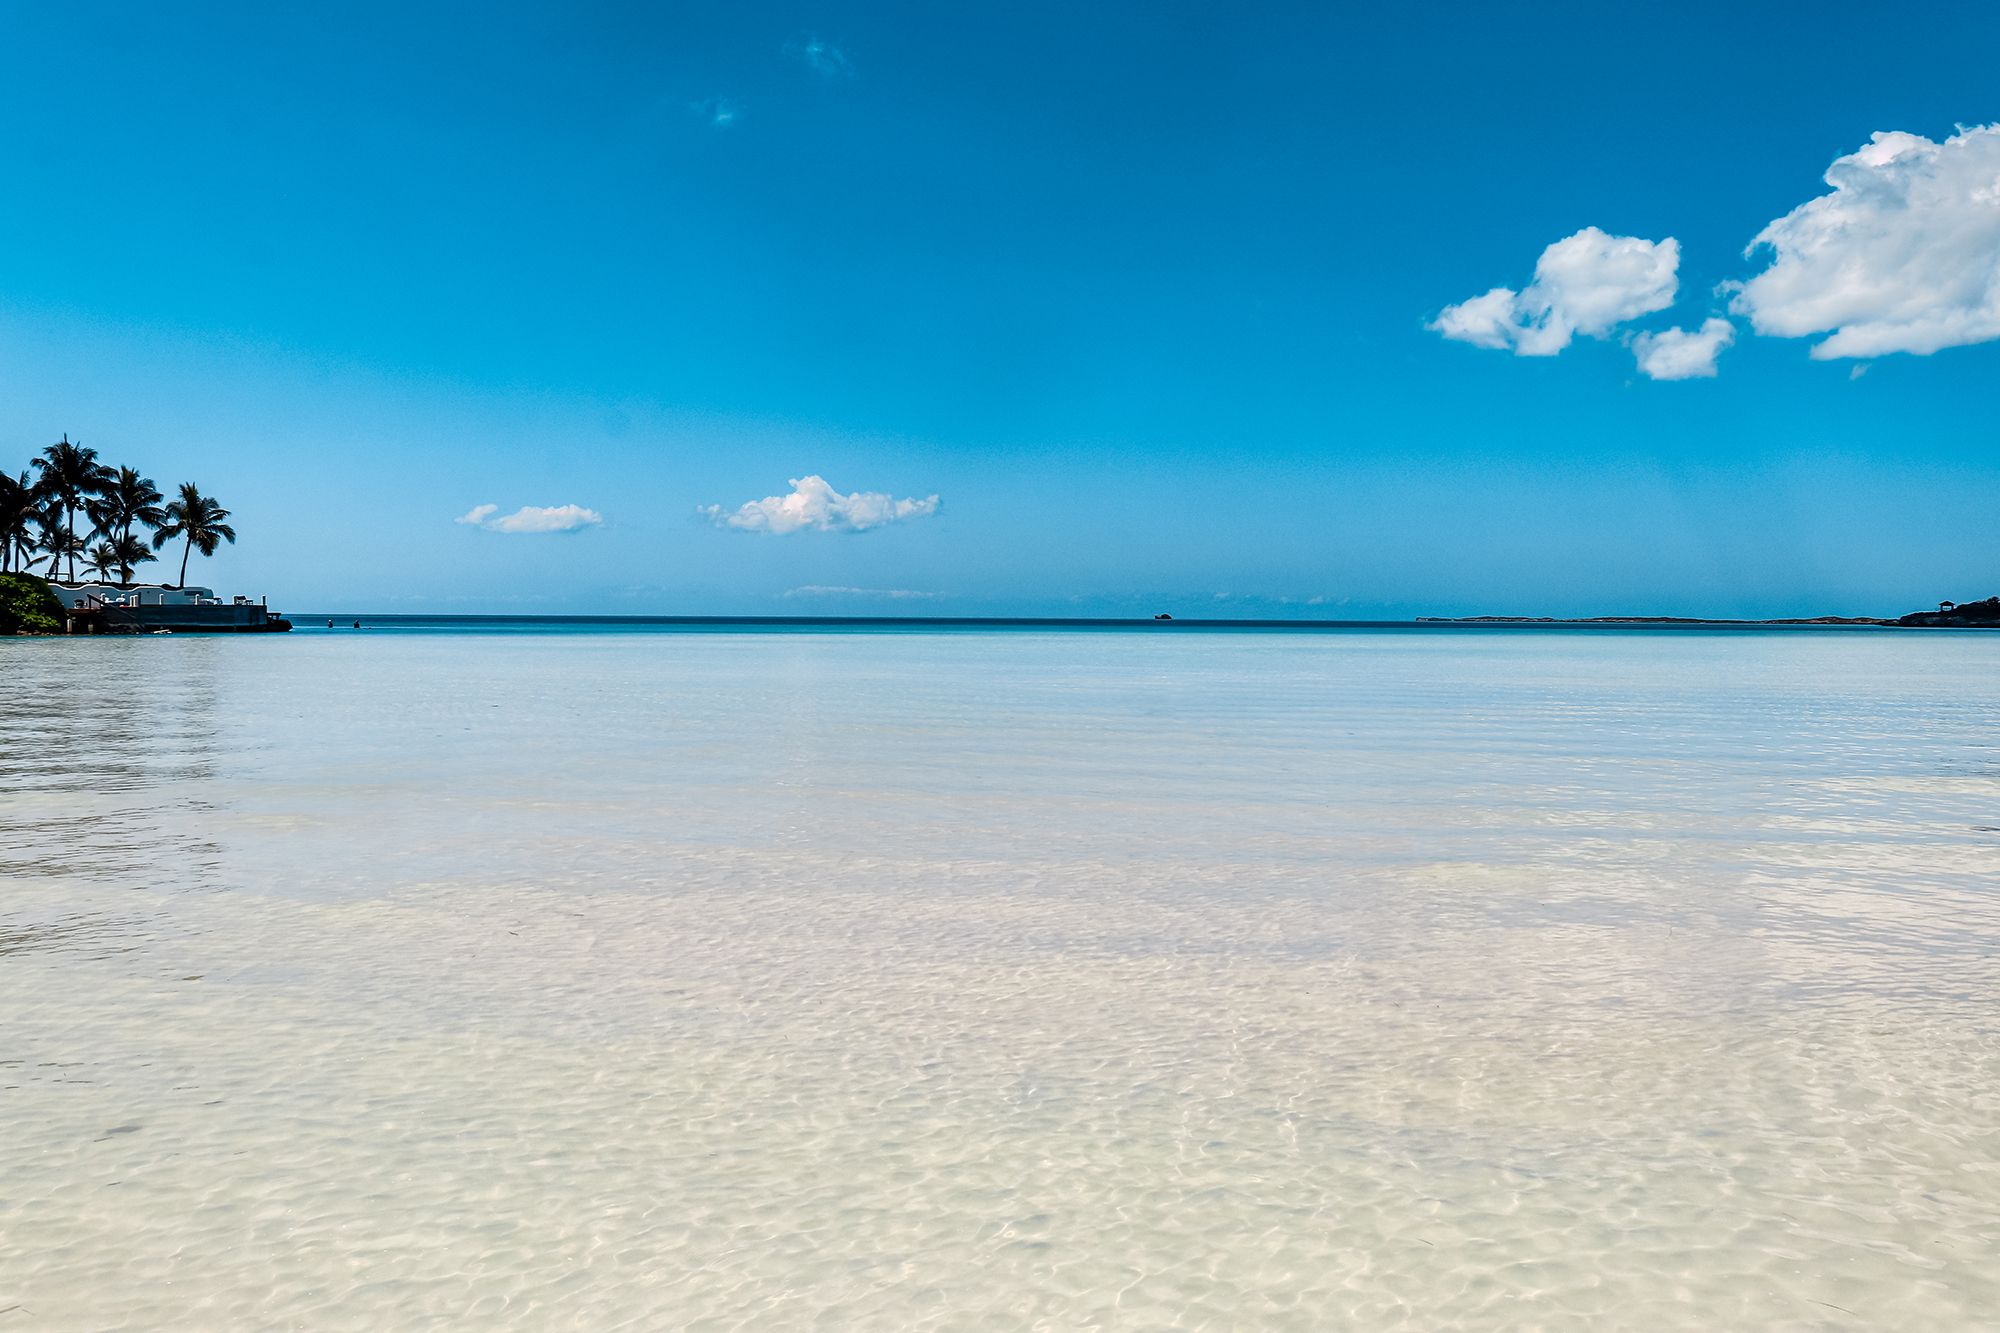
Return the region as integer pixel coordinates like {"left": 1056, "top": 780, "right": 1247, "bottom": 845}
{"left": 152, "top": 483, "right": 235, "bottom": 587}
{"left": 107, "top": 532, "right": 157, "bottom": 584}
{"left": 88, "top": 467, "right": 166, "bottom": 552}
{"left": 31, "top": 504, "right": 83, "bottom": 577}
{"left": 84, "top": 540, "right": 123, "bottom": 583}
{"left": 0, "top": 470, "right": 37, "bottom": 574}
{"left": 83, "top": 535, "right": 156, "bottom": 585}
{"left": 30, "top": 435, "right": 113, "bottom": 583}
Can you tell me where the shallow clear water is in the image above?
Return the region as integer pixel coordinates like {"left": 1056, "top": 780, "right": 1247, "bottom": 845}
{"left": 3, "top": 627, "right": 1998, "bottom": 1329}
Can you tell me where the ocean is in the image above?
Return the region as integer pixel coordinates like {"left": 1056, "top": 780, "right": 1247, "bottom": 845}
{"left": 4, "top": 623, "right": 1998, "bottom": 1328}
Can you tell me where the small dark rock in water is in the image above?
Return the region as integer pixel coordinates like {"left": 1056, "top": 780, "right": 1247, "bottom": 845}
{"left": 1153, "top": 613, "right": 1173, "bottom": 620}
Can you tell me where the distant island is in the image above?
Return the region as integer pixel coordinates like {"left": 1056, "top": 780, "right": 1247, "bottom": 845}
{"left": 1419, "top": 596, "right": 2000, "bottom": 628}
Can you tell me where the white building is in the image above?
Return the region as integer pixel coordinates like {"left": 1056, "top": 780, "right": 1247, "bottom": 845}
{"left": 50, "top": 583, "right": 219, "bottom": 610}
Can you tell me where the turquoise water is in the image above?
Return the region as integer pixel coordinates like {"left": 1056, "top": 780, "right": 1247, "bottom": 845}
{"left": 292, "top": 614, "right": 1920, "bottom": 632}
{"left": 4, "top": 627, "right": 1998, "bottom": 1328}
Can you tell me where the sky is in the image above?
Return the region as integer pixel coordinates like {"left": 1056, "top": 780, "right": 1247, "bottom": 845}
{"left": 1, "top": 0, "right": 1996, "bottom": 617}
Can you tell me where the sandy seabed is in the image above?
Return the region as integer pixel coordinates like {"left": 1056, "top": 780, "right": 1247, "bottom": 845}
{"left": 5, "top": 628, "right": 1999, "bottom": 1329}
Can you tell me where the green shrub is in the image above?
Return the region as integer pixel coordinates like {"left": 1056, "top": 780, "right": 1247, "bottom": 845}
{"left": 0, "top": 572, "right": 65, "bottom": 634}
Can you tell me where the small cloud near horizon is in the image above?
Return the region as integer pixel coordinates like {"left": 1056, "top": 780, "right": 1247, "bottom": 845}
{"left": 456, "top": 503, "right": 604, "bottom": 534}
{"left": 782, "top": 585, "right": 941, "bottom": 600}
{"left": 701, "top": 475, "right": 939, "bottom": 534}
{"left": 1208, "top": 592, "right": 1345, "bottom": 608}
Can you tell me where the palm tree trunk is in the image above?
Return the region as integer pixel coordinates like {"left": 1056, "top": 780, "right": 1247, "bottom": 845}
{"left": 179, "top": 535, "right": 192, "bottom": 588}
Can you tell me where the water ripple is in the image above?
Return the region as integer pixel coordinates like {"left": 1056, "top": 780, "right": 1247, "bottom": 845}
{"left": 2, "top": 629, "right": 1998, "bottom": 1328}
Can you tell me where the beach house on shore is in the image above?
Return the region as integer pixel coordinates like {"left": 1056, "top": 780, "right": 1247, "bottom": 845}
{"left": 47, "top": 582, "right": 291, "bottom": 632}
{"left": 52, "top": 582, "right": 219, "bottom": 610}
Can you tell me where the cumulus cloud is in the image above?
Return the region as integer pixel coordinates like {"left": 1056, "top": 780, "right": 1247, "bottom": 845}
{"left": 1431, "top": 227, "right": 1680, "bottom": 356}
{"left": 701, "top": 476, "right": 939, "bottom": 534}
{"left": 791, "top": 35, "right": 853, "bottom": 78}
{"left": 1428, "top": 286, "right": 1520, "bottom": 350}
{"left": 456, "top": 503, "right": 604, "bottom": 534}
{"left": 782, "top": 585, "right": 940, "bottom": 600}
{"left": 1630, "top": 318, "right": 1736, "bottom": 380}
{"left": 1730, "top": 125, "right": 2000, "bottom": 359}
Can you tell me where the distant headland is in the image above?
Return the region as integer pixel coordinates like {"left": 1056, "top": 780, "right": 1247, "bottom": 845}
{"left": 1893, "top": 597, "right": 2000, "bottom": 627}
{"left": 1419, "top": 596, "right": 2000, "bottom": 628}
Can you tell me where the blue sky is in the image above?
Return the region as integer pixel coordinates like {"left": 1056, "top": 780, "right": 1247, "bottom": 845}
{"left": 2, "top": 0, "right": 1996, "bottom": 616}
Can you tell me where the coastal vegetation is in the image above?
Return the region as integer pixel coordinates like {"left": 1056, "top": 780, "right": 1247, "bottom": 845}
{"left": 1898, "top": 596, "right": 2000, "bottom": 626}
{"left": 0, "top": 439, "right": 233, "bottom": 588}
{"left": 0, "top": 571, "right": 64, "bottom": 634}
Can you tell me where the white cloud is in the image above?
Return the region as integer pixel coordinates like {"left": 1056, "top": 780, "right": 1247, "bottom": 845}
{"left": 1730, "top": 125, "right": 2000, "bottom": 359}
{"left": 1431, "top": 227, "right": 1680, "bottom": 356}
{"left": 702, "top": 476, "right": 939, "bottom": 534}
{"left": 1630, "top": 318, "right": 1736, "bottom": 380}
{"left": 456, "top": 503, "right": 604, "bottom": 534}
{"left": 782, "top": 585, "right": 940, "bottom": 600}
{"left": 693, "top": 98, "right": 739, "bottom": 129}
{"left": 1428, "top": 286, "right": 1520, "bottom": 350}
{"left": 792, "top": 35, "right": 853, "bottom": 78}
